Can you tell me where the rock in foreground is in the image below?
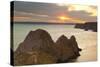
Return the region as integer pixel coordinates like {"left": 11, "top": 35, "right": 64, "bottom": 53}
{"left": 14, "top": 29, "right": 57, "bottom": 65}
{"left": 55, "top": 35, "right": 81, "bottom": 62}
{"left": 14, "top": 29, "right": 81, "bottom": 66}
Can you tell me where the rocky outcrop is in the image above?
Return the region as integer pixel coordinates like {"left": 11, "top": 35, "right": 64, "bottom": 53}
{"left": 14, "top": 29, "right": 57, "bottom": 65}
{"left": 75, "top": 22, "right": 97, "bottom": 32}
{"left": 14, "top": 29, "right": 82, "bottom": 66}
{"left": 69, "top": 36, "right": 81, "bottom": 56}
{"left": 16, "top": 29, "right": 54, "bottom": 52}
{"left": 55, "top": 35, "right": 75, "bottom": 62}
{"left": 55, "top": 35, "right": 81, "bottom": 62}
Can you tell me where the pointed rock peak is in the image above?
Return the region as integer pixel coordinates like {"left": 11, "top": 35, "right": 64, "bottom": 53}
{"left": 70, "top": 35, "right": 76, "bottom": 40}
{"left": 61, "top": 35, "right": 66, "bottom": 37}
{"left": 35, "top": 29, "right": 44, "bottom": 31}
{"left": 56, "top": 35, "right": 68, "bottom": 43}
{"left": 59, "top": 35, "right": 68, "bottom": 39}
{"left": 27, "top": 29, "right": 48, "bottom": 36}
{"left": 35, "top": 29, "right": 47, "bottom": 32}
{"left": 34, "top": 29, "right": 50, "bottom": 35}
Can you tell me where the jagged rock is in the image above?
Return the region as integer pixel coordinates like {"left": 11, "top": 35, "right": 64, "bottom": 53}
{"left": 14, "top": 29, "right": 57, "bottom": 65}
{"left": 55, "top": 35, "right": 81, "bottom": 62}
{"left": 69, "top": 35, "right": 82, "bottom": 56}
{"left": 55, "top": 35, "right": 76, "bottom": 62}
{"left": 14, "top": 29, "right": 81, "bottom": 65}
{"left": 16, "top": 29, "right": 56, "bottom": 55}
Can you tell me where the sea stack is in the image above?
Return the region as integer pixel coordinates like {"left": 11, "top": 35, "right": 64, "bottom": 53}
{"left": 14, "top": 29, "right": 57, "bottom": 65}
{"left": 55, "top": 35, "right": 76, "bottom": 62}
{"left": 14, "top": 29, "right": 82, "bottom": 65}
{"left": 55, "top": 35, "right": 81, "bottom": 62}
{"left": 15, "top": 29, "right": 57, "bottom": 55}
{"left": 69, "top": 35, "right": 82, "bottom": 56}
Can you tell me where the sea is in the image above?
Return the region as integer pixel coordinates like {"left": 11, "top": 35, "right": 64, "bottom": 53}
{"left": 13, "top": 23, "right": 97, "bottom": 62}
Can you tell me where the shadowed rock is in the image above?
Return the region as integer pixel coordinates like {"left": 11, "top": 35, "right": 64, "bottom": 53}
{"left": 14, "top": 29, "right": 57, "bottom": 65}
{"left": 69, "top": 35, "right": 82, "bottom": 55}
{"left": 55, "top": 35, "right": 75, "bottom": 62}
{"left": 70, "top": 35, "right": 82, "bottom": 51}
{"left": 55, "top": 35, "right": 81, "bottom": 62}
{"left": 16, "top": 29, "right": 56, "bottom": 54}
{"left": 14, "top": 29, "right": 81, "bottom": 65}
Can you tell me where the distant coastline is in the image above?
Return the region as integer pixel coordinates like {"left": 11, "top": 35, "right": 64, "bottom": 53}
{"left": 13, "top": 22, "right": 97, "bottom": 32}
{"left": 13, "top": 22, "right": 76, "bottom": 25}
{"left": 75, "top": 22, "right": 97, "bottom": 32}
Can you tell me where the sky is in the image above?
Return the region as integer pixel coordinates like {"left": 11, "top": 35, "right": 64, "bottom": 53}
{"left": 13, "top": 1, "right": 97, "bottom": 23}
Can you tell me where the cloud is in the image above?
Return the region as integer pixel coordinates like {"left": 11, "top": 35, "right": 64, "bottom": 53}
{"left": 14, "top": 11, "right": 49, "bottom": 17}
{"left": 56, "top": 4, "right": 97, "bottom": 22}
{"left": 14, "top": 1, "right": 68, "bottom": 17}
{"left": 67, "top": 11, "right": 97, "bottom": 22}
{"left": 13, "top": 16, "right": 32, "bottom": 22}
{"left": 13, "top": 1, "right": 97, "bottom": 23}
{"left": 14, "top": 11, "right": 50, "bottom": 22}
{"left": 67, "top": 5, "right": 97, "bottom": 16}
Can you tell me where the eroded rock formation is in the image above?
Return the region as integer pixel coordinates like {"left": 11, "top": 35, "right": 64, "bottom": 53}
{"left": 14, "top": 29, "right": 81, "bottom": 66}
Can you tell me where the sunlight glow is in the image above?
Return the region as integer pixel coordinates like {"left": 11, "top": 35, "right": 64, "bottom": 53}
{"left": 58, "top": 16, "right": 70, "bottom": 21}
{"left": 57, "top": 16, "right": 85, "bottom": 23}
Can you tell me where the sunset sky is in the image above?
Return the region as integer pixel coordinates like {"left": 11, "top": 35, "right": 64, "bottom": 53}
{"left": 13, "top": 1, "right": 97, "bottom": 23}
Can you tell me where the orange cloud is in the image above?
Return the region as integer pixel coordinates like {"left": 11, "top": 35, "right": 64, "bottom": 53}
{"left": 57, "top": 15, "right": 85, "bottom": 23}
{"left": 56, "top": 3, "right": 97, "bottom": 17}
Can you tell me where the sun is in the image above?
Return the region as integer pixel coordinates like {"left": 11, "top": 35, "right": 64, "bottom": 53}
{"left": 58, "top": 16, "right": 70, "bottom": 22}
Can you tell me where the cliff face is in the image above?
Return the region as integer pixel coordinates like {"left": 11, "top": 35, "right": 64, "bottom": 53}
{"left": 75, "top": 22, "right": 97, "bottom": 32}
{"left": 14, "top": 29, "right": 81, "bottom": 66}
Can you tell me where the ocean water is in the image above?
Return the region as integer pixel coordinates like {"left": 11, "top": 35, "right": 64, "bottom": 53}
{"left": 13, "top": 23, "right": 97, "bottom": 62}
